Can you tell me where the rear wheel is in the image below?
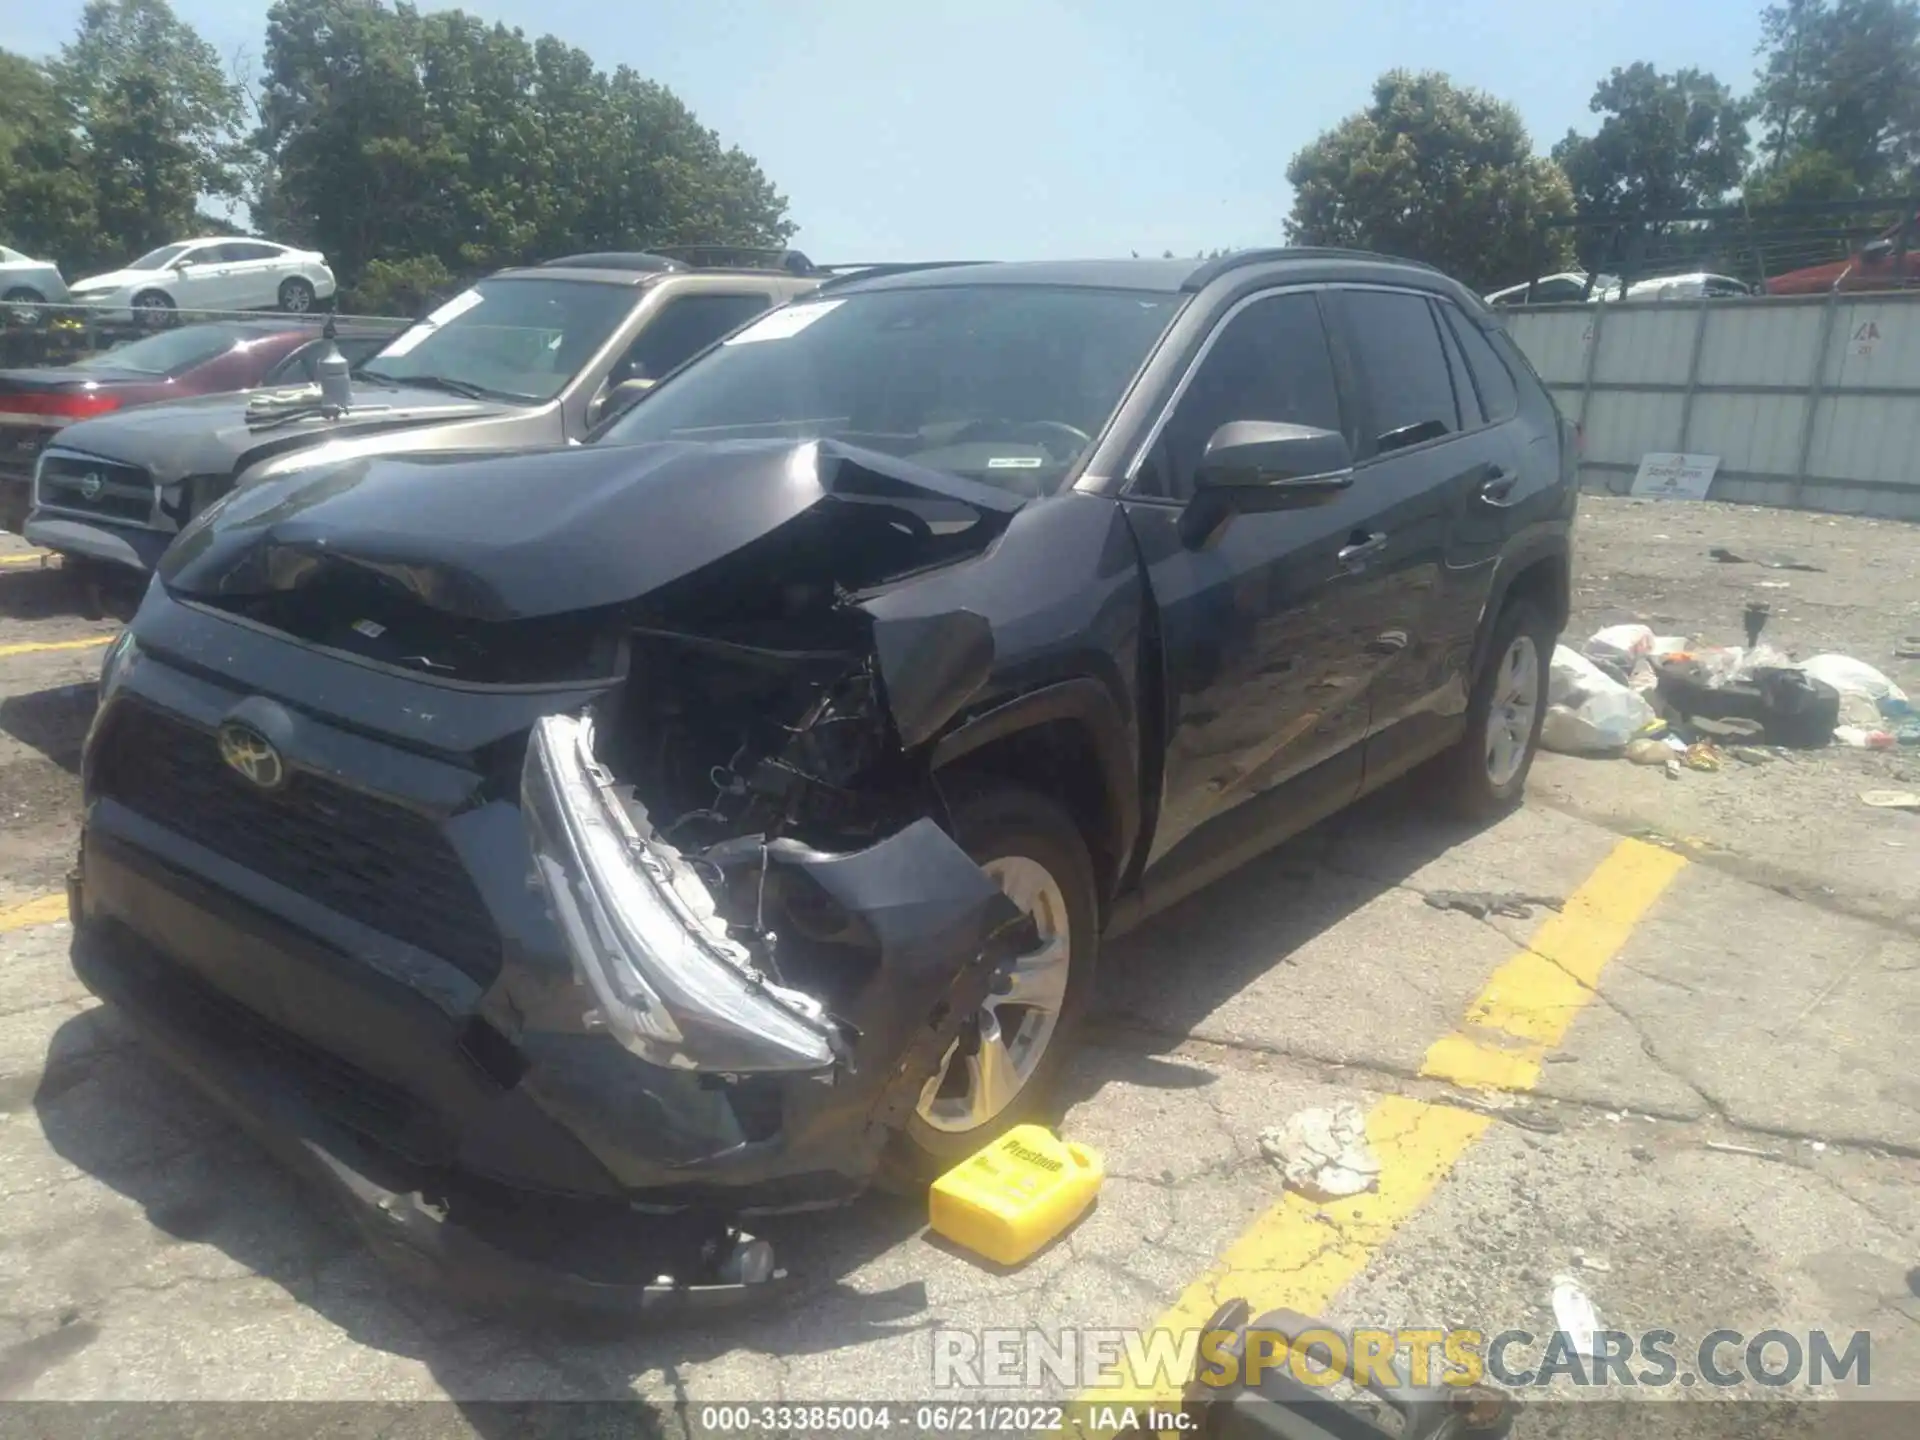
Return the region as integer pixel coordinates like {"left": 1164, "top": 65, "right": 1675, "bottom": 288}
{"left": 2, "top": 287, "right": 45, "bottom": 327}
{"left": 1430, "top": 599, "right": 1553, "bottom": 818}
{"left": 278, "top": 277, "right": 316, "bottom": 313}
{"left": 886, "top": 783, "right": 1099, "bottom": 1186}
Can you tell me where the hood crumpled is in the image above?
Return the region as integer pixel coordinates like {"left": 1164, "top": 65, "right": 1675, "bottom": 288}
{"left": 160, "top": 437, "right": 1026, "bottom": 624}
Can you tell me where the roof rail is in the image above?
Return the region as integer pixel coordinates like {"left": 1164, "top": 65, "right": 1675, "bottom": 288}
{"left": 1179, "top": 246, "right": 1441, "bottom": 292}
{"left": 650, "top": 243, "right": 820, "bottom": 275}
{"left": 811, "top": 261, "right": 993, "bottom": 291}
{"left": 539, "top": 251, "right": 687, "bottom": 273}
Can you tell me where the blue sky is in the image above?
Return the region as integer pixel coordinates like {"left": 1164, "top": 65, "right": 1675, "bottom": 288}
{"left": 8, "top": 0, "right": 1765, "bottom": 261}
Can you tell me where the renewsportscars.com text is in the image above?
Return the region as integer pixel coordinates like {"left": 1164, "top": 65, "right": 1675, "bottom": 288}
{"left": 932, "top": 1326, "right": 1873, "bottom": 1391}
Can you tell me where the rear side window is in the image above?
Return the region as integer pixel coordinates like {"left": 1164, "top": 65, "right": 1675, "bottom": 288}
{"left": 1138, "top": 291, "right": 1344, "bottom": 499}
{"left": 1338, "top": 289, "right": 1460, "bottom": 454}
{"left": 613, "top": 293, "right": 773, "bottom": 384}
{"left": 1440, "top": 304, "right": 1519, "bottom": 424}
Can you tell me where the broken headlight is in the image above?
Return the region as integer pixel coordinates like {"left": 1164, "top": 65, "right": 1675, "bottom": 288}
{"left": 521, "top": 712, "right": 840, "bottom": 1074}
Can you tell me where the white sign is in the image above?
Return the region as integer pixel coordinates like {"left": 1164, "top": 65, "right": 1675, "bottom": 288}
{"left": 726, "top": 299, "right": 843, "bottom": 344}
{"left": 1630, "top": 452, "right": 1720, "bottom": 501}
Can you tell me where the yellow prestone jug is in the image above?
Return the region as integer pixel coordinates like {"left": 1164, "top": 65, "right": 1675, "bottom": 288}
{"left": 928, "top": 1124, "right": 1104, "bottom": 1266}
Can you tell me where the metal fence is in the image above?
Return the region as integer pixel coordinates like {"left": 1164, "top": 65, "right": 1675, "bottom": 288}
{"left": 1502, "top": 289, "right": 1920, "bottom": 522}
{"left": 0, "top": 301, "right": 409, "bottom": 369}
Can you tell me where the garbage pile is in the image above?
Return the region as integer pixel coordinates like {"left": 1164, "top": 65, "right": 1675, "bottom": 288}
{"left": 1541, "top": 619, "right": 1917, "bottom": 775}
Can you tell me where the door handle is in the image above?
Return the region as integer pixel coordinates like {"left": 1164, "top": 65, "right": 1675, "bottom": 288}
{"left": 1337, "top": 531, "right": 1388, "bottom": 567}
{"left": 1478, "top": 468, "right": 1519, "bottom": 505}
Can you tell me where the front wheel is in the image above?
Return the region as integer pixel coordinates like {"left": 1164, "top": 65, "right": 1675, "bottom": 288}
{"left": 278, "top": 277, "right": 316, "bottom": 313}
{"left": 1429, "top": 599, "right": 1553, "bottom": 818}
{"left": 131, "top": 290, "right": 176, "bottom": 328}
{"left": 886, "top": 783, "right": 1099, "bottom": 1186}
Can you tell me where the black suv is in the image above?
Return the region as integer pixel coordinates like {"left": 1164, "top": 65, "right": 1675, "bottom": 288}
{"left": 68, "top": 250, "right": 1574, "bottom": 1311}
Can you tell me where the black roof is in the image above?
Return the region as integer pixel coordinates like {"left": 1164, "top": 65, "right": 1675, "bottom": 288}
{"left": 827, "top": 248, "right": 1455, "bottom": 297}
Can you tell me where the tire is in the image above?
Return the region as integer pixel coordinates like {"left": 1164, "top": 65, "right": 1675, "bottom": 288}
{"left": 132, "top": 290, "right": 176, "bottom": 327}
{"left": 882, "top": 782, "right": 1100, "bottom": 1189}
{"left": 1429, "top": 598, "right": 1554, "bottom": 819}
{"left": 278, "top": 277, "right": 316, "bottom": 313}
{"left": 2, "top": 288, "right": 44, "bottom": 329}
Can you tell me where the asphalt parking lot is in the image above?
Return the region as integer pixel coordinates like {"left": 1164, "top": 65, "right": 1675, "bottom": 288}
{"left": 1, "top": 502, "right": 1917, "bottom": 1424}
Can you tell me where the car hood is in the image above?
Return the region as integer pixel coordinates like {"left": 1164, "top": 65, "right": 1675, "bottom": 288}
{"left": 48, "top": 383, "right": 511, "bottom": 483}
{"left": 159, "top": 437, "right": 1026, "bottom": 625}
{"left": 69, "top": 269, "right": 151, "bottom": 292}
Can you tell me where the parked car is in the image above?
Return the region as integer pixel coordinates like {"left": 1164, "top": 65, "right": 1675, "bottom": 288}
{"left": 1765, "top": 215, "right": 1920, "bottom": 294}
{"left": 27, "top": 258, "right": 819, "bottom": 573}
{"left": 1484, "top": 272, "right": 1619, "bottom": 306}
{"left": 1620, "top": 271, "right": 1751, "bottom": 300}
{"left": 67, "top": 250, "right": 1576, "bottom": 1308}
{"left": 0, "top": 245, "right": 71, "bottom": 307}
{"left": 65, "top": 238, "right": 338, "bottom": 319}
{"left": 0, "top": 321, "right": 394, "bottom": 535}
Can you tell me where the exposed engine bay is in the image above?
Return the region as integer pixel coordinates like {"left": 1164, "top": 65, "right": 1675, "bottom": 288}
{"left": 159, "top": 435, "right": 1037, "bottom": 1143}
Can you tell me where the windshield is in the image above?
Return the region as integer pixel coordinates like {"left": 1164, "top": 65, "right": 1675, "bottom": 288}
{"left": 358, "top": 277, "right": 630, "bottom": 404}
{"left": 126, "top": 244, "right": 193, "bottom": 272}
{"left": 72, "top": 324, "right": 241, "bottom": 375}
{"left": 598, "top": 285, "right": 1182, "bottom": 494}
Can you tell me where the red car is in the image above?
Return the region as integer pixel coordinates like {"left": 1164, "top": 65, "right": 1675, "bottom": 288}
{"left": 0, "top": 320, "right": 392, "bottom": 533}
{"left": 1766, "top": 215, "right": 1920, "bottom": 295}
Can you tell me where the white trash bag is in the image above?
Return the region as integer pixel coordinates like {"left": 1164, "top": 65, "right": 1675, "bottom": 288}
{"left": 1542, "top": 645, "right": 1656, "bottom": 754}
{"left": 1799, "top": 654, "right": 1907, "bottom": 705}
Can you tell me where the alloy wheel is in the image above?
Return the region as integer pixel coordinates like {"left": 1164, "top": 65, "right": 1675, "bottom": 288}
{"left": 1484, "top": 633, "right": 1541, "bottom": 787}
{"left": 914, "top": 854, "right": 1072, "bottom": 1134}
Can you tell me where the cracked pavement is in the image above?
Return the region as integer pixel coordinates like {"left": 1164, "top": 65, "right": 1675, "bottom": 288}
{"left": 2, "top": 512, "right": 1918, "bottom": 1413}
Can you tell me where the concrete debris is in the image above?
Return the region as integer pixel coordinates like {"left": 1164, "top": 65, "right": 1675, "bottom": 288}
{"left": 1551, "top": 1275, "right": 1604, "bottom": 1361}
{"left": 1423, "top": 890, "right": 1565, "bottom": 920}
{"left": 1704, "top": 1139, "right": 1784, "bottom": 1160}
{"left": 1707, "top": 547, "right": 1823, "bottom": 571}
{"left": 1576, "top": 1253, "right": 1612, "bottom": 1273}
{"left": 1258, "top": 1104, "right": 1381, "bottom": 1201}
{"left": 1860, "top": 790, "right": 1920, "bottom": 810}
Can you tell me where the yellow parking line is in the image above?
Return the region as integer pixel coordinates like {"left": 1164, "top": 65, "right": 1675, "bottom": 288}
{"left": 1086, "top": 837, "right": 1687, "bottom": 1407}
{"left": 0, "top": 634, "right": 114, "bottom": 659}
{"left": 0, "top": 892, "right": 69, "bottom": 934}
{"left": 0, "top": 552, "right": 49, "bottom": 567}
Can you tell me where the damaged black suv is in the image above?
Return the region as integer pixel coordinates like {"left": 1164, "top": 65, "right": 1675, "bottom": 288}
{"left": 69, "top": 251, "right": 1575, "bottom": 1311}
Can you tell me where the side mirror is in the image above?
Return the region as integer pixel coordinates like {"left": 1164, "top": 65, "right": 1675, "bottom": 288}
{"left": 591, "top": 376, "right": 654, "bottom": 425}
{"left": 1861, "top": 237, "right": 1895, "bottom": 261}
{"left": 1180, "top": 421, "right": 1354, "bottom": 546}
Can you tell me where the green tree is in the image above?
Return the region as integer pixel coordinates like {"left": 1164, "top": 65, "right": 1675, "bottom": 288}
{"left": 48, "top": 0, "right": 245, "bottom": 268}
{"left": 255, "top": 0, "right": 793, "bottom": 291}
{"left": 1554, "top": 65, "right": 1754, "bottom": 219}
{"left": 1755, "top": 0, "right": 1920, "bottom": 185}
{"left": 0, "top": 51, "right": 98, "bottom": 265}
{"left": 1285, "top": 71, "right": 1575, "bottom": 290}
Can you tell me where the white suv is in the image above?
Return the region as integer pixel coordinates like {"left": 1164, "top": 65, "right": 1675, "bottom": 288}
{"left": 67, "top": 238, "right": 338, "bottom": 318}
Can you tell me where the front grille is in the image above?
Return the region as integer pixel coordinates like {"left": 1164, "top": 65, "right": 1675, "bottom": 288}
{"left": 35, "top": 449, "right": 155, "bottom": 525}
{"left": 94, "top": 704, "right": 504, "bottom": 985}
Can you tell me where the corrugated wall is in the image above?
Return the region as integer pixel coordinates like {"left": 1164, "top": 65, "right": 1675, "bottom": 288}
{"left": 1502, "top": 291, "right": 1920, "bottom": 521}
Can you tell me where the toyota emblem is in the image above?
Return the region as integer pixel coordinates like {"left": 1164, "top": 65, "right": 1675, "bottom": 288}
{"left": 217, "top": 720, "right": 286, "bottom": 790}
{"left": 78, "top": 471, "right": 104, "bottom": 500}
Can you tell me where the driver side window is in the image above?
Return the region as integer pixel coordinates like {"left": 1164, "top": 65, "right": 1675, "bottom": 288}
{"left": 1138, "top": 292, "right": 1344, "bottom": 500}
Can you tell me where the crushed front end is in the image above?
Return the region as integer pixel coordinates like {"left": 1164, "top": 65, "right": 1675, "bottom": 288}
{"left": 68, "top": 438, "right": 1029, "bottom": 1313}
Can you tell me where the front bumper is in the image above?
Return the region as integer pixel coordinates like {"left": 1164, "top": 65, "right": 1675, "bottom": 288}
{"left": 70, "top": 873, "right": 792, "bottom": 1317}
{"left": 22, "top": 512, "right": 173, "bottom": 573}
{"left": 70, "top": 586, "right": 1024, "bottom": 1307}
